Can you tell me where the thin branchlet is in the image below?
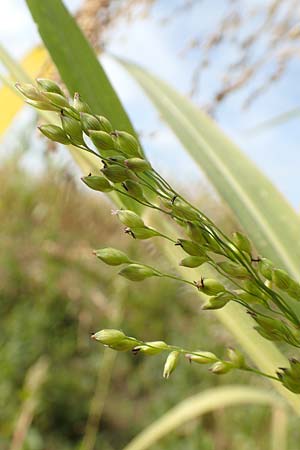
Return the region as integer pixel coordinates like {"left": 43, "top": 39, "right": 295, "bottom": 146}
{"left": 91, "top": 329, "right": 281, "bottom": 382}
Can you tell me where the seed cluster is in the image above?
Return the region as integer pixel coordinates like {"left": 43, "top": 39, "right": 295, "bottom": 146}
{"left": 17, "top": 79, "right": 300, "bottom": 393}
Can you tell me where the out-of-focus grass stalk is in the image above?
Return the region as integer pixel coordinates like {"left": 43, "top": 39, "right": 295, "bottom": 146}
{"left": 271, "top": 406, "right": 288, "bottom": 450}
{"left": 9, "top": 357, "right": 49, "bottom": 450}
{"left": 0, "top": 43, "right": 32, "bottom": 84}
{"left": 80, "top": 348, "right": 117, "bottom": 450}
{"left": 121, "top": 386, "right": 284, "bottom": 450}
{"left": 44, "top": 244, "right": 126, "bottom": 450}
{"left": 80, "top": 280, "right": 127, "bottom": 450}
{"left": 245, "top": 108, "right": 300, "bottom": 136}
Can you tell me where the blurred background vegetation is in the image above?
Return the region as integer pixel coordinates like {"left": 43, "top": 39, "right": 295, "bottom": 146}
{"left": 2, "top": 1, "right": 300, "bottom": 449}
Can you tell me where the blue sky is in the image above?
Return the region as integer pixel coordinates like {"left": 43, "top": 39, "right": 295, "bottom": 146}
{"left": 1, "top": 0, "right": 300, "bottom": 208}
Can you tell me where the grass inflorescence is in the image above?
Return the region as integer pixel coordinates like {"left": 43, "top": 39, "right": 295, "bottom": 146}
{"left": 16, "top": 79, "right": 300, "bottom": 393}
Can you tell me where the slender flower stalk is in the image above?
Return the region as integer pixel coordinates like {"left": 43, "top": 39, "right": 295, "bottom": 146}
{"left": 91, "top": 329, "right": 281, "bottom": 384}
{"left": 17, "top": 79, "right": 300, "bottom": 393}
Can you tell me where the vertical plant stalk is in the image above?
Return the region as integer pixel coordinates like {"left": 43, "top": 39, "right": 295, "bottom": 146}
{"left": 0, "top": 43, "right": 32, "bottom": 84}
{"left": 271, "top": 406, "right": 288, "bottom": 450}
{"left": 80, "top": 348, "right": 118, "bottom": 450}
{"left": 9, "top": 357, "right": 49, "bottom": 450}
{"left": 80, "top": 280, "right": 126, "bottom": 450}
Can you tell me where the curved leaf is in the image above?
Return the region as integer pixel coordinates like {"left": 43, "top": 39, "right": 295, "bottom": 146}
{"left": 0, "top": 45, "right": 47, "bottom": 136}
{"left": 117, "top": 59, "right": 300, "bottom": 318}
{"left": 122, "top": 385, "right": 284, "bottom": 450}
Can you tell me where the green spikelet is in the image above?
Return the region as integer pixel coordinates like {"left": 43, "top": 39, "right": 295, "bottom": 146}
{"left": 101, "top": 165, "right": 131, "bottom": 183}
{"left": 80, "top": 113, "right": 101, "bottom": 135}
{"left": 43, "top": 92, "right": 69, "bottom": 108}
{"left": 163, "top": 351, "right": 180, "bottom": 379}
{"left": 39, "top": 125, "right": 70, "bottom": 144}
{"left": 217, "top": 261, "right": 249, "bottom": 279}
{"left": 81, "top": 175, "right": 113, "bottom": 192}
{"left": 90, "top": 130, "right": 116, "bottom": 151}
{"left": 119, "top": 264, "right": 160, "bottom": 281}
{"left": 91, "top": 329, "right": 126, "bottom": 346}
{"left": 61, "top": 113, "right": 84, "bottom": 145}
{"left": 197, "top": 278, "right": 226, "bottom": 296}
{"left": 73, "top": 92, "right": 92, "bottom": 113}
{"left": 176, "top": 239, "right": 206, "bottom": 257}
{"left": 202, "top": 292, "right": 232, "bottom": 310}
{"left": 232, "top": 231, "right": 252, "bottom": 255}
{"left": 36, "top": 78, "right": 64, "bottom": 95}
{"left": 179, "top": 256, "right": 208, "bottom": 268}
{"left": 116, "top": 210, "right": 145, "bottom": 228}
{"left": 258, "top": 258, "right": 274, "bottom": 280}
{"left": 124, "top": 158, "right": 151, "bottom": 172}
{"left": 272, "top": 269, "right": 292, "bottom": 291}
{"left": 133, "top": 341, "right": 168, "bottom": 355}
{"left": 114, "top": 130, "right": 142, "bottom": 157}
{"left": 96, "top": 115, "right": 113, "bottom": 133}
{"left": 94, "top": 248, "right": 130, "bottom": 266}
